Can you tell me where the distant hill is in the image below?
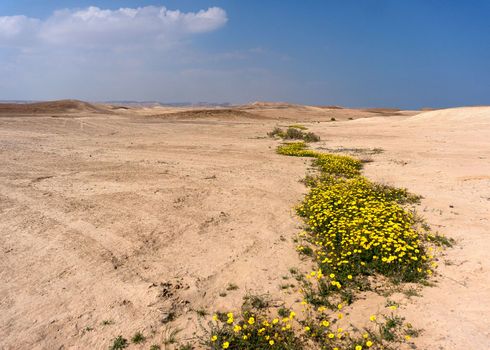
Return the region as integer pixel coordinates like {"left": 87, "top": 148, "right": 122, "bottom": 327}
{"left": 0, "top": 100, "right": 111, "bottom": 114}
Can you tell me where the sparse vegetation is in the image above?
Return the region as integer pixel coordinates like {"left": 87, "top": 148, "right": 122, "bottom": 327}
{"left": 196, "top": 308, "right": 209, "bottom": 317}
{"left": 268, "top": 127, "right": 320, "bottom": 142}
{"left": 162, "top": 327, "right": 182, "bottom": 346}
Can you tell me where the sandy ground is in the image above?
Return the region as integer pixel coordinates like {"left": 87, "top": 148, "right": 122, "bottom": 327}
{"left": 0, "top": 102, "right": 489, "bottom": 349}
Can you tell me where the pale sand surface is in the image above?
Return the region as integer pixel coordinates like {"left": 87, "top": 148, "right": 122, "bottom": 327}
{"left": 0, "top": 102, "right": 489, "bottom": 349}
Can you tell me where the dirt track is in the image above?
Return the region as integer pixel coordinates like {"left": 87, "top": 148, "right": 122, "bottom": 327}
{"left": 0, "top": 104, "right": 489, "bottom": 349}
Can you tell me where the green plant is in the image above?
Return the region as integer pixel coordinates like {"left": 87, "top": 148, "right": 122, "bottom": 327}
{"left": 132, "top": 331, "right": 145, "bottom": 344}
{"left": 109, "top": 336, "right": 128, "bottom": 350}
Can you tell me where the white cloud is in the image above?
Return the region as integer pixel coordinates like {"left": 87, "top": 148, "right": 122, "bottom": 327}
{"left": 0, "top": 5, "right": 227, "bottom": 48}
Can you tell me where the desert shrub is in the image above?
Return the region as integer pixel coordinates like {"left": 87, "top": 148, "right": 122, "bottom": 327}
{"left": 109, "top": 336, "right": 128, "bottom": 350}
{"left": 269, "top": 128, "right": 320, "bottom": 142}
{"left": 303, "top": 132, "right": 320, "bottom": 142}
{"left": 284, "top": 127, "right": 306, "bottom": 140}
{"left": 268, "top": 127, "right": 285, "bottom": 138}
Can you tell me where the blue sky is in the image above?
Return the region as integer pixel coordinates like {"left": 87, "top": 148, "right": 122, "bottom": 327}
{"left": 1, "top": 1, "right": 489, "bottom": 108}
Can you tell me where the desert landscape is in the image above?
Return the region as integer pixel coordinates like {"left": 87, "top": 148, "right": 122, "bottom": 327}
{"left": 0, "top": 101, "right": 489, "bottom": 349}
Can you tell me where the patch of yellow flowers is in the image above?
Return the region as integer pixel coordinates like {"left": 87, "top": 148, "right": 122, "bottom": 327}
{"left": 298, "top": 175, "right": 431, "bottom": 283}
{"left": 280, "top": 142, "right": 432, "bottom": 283}
{"left": 208, "top": 311, "right": 301, "bottom": 349}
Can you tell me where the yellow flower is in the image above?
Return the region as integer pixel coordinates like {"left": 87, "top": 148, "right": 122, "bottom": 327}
{"left": 347, "top": 275, "right": 353, "bottom": 279}
{"left": 356, "top": 346, "right": 362, "bottom": 350}
{"left": 366, "top": 340, "right": 373, "bottom": 347}
{"left": 337, "top": 303, "right": 343, "bottom": 310}
{"left": 389, "top": 305, "right": 397, "bottom": 310}
{"left": 248, "top": 317, "right": 255, "bottom": 325}
{"left": 328, "top": 333, "right": 335, "bottom": 339}
{"left": 222, "top": 342, "right": 229, "bottom": 349}
{"left": 289, "top": 311, "right": 296, "bottom": 319}
{"left": 272, "top": 318, "right": 279, "bottom": 324}
{"left": 269, "top": 340, "right": 274, "bottom": 345}
{"left": 211, "top": 335, "right": 217, "bottom": 342}
{"left": 233, "top": 325, "right": 242, "bottom": 333}
{"left": 369, "top": 315, "right": 376, "bottom": 322}
{"left": 212, "top": 314, "right": 218, "bottom": 321}
{"left": 405, "top": 335, "right": 411, "bottom": 341}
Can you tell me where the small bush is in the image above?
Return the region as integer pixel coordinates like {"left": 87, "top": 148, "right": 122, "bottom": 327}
{"left": 267, "top": 127, "right": 285, "bottom": 138}
{"left": 303, "top": 132, "right": 320, "bottom": 142}
{"left": 131, "top": 332, "right": 145, "bottom": 344}
{"left": 109, "top": 336, "right": 128, "bottom": 350}
{"left": 284, "top": 127, "right": 305, "bottom": 140}
{"left": 268, "top": 128, "right": 320, "bottom": 142}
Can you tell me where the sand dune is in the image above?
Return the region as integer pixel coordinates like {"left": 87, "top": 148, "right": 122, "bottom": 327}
{"left": 407, "top": 106, "right": 490, "bottom": 125}
{"left": 0, "top": 99, "right": 112, "bottom": 115}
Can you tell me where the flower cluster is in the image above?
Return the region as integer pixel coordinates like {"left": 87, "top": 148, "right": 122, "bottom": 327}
{"left": 276, "top": 142, "right": 434, "bottom": 286}
{"left": 276, "top": 142, "right": 320, "bottom": 157}
{"left": 207, "top": 311, "right": 301, "bottom": 349}
{"left": 297, "top": 176, "right": 431, "bottom": 283}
